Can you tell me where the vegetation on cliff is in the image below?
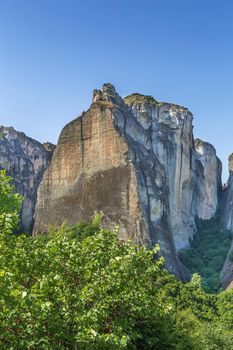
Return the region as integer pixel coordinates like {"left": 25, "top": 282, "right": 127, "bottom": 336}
{"left": 123, "top": 93, "right": 187, "bottom": 109}
{"left": 124, "top": 93, "right": 159, "bottom": 106}
{"left": 0, "top": 171, "right": 233, "bottom": 349}
{"left": 179, "top": 216, "right": 232, "bottom": 293}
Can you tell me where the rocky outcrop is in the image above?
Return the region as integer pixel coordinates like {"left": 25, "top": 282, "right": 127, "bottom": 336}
{"left": 221, "top": 154, "right": 233, "bottom": 288}
{"left": 33, "top": 84, "right": 222, "bottom": 277}
{"left": 222, "top": 154, "right": 233, "bottom": 231}
{"left": 195, "top": 139, "right": 222, "bottom": 219}
{"left": 124, "top": 93, "right": 197, "bottom": 251}
{"left": 0, "top": 126, "right": 54, "bottom": 233}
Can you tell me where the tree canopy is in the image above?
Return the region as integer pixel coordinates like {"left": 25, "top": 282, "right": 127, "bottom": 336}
{"left": 0, "top": 169, "right": 23, "bottom": 234}
{"left": 0, "top": 170, "right": 233, "bottom": 349}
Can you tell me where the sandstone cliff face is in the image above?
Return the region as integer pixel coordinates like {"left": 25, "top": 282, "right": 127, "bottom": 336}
{"left": 0, "top": 126, "right": 54, "bottom": 232}
{"left": 33, "top": 84, "right": 221, "bottom": 277}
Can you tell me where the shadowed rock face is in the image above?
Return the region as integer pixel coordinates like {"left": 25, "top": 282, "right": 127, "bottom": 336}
{"left": 33, "top": 84, "right": 222, "bottom": 278}
{"left": 0, "top": 126, "right": 54, "bottom": 233}
{"left": 222, "top": 154, "right": 233, "bottom": 232}
{"left": 221, "top": 154, "right": 233, "bottom": 289}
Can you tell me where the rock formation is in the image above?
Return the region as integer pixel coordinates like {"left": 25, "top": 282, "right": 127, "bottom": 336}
{"left": 195, "top": 139, "right": 222, "bottom": 219}
{"left": 222, "top": 154, "right": 233, "bottom": 231}
{"left": 33, "top": 84, "right": 222, "bottom": 277}
{"left": 221, "top": 154, "right": 233, "bottom": 289}
{"left": 0, "top": 126, "right": 54, "bottom": 233}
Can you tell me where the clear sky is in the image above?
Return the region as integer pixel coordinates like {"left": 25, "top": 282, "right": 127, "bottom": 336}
{"left": 0, "top": 0, "right": 233, "bottom": 181}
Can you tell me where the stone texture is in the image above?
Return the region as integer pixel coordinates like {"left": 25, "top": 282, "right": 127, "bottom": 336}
{"left": 195, "top": 139, "right": 222, "bottom": 219}
{"left": 124, "top": 94, "right": 197, "bottom": 251}
{"left": 0, "top": 126, "right": 54, "bottom": 233}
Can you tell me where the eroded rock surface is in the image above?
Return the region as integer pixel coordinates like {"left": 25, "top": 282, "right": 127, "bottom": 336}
{"left": 124, "top": 93, "right": 197, "bottom": 251}
{"left": 195, "top": 139, "right": 222, "bottom": 219}
{"left": 33, "top": 84, "right": 222, "bottom": 277}
{"left": 0, "top": 126, "right": 54, "bottom": 232}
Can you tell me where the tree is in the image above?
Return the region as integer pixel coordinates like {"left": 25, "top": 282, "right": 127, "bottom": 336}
{"left": 0, "top": 172, "right": 233, "bottom": 349}
{"left": 0, "top": 222, "right": 180, "bottom": 349}
{"left": 190, "top": 273, "right": 202, "bottom": 289}
{"left": 0, "top": 170, "right": 23, "bottom": 234}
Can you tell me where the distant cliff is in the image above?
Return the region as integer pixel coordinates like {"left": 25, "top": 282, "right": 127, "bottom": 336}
{"left": 221, "top": 154, "right": 233, "bottom": 289}
{"left": 195, "top": 138, "right": 222, "bottom": 219}
{"left": 0, "top": 126, "right": 55, "bottom": 233}
{"left": 32, "top": 84, "right": 222, "bottom": 277}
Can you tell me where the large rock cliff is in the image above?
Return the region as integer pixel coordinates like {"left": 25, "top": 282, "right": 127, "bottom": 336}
{"left": 33, "top": 84, "right": 221, "bottom": 277}
{"left": 123, "top": 93, "right": 197, "bottom": 251}
{"left": 0, "top": 126, "right": 54, "bottom": 233}
{"left": 33, "top": 85, "right": 182, "bottom": 276}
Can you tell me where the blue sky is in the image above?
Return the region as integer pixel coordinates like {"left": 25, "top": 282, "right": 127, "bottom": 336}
{"left": 0, "top": 0, "right": 233, "bottom": 181}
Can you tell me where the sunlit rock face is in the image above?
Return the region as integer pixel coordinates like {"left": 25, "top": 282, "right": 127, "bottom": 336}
{"left": 195, "top": 139, "right": 222, "bottom": 220}
{"left": 0, "top": 126, "right": 54, "bottom": 233}
{"left": 123, "top": 98, "right": 222, "bottom": 251}
{"left": 124, "top": 94, "right": 197, "bottom": 251}
{"left": 33, "top": 84, "right": 221, "bottom": 278}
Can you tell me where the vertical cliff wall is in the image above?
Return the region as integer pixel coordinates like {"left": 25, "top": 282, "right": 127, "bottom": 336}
{"left": 123, "top": 97, "right": 222, "bottom": 250}
{"left": 33, "top": 84, "right": 222, "bottom": 277}
{"left": 222, "top": 154, "right": 233, "bottom": 231}
{"left": 195, "top": 139, "right": 222, "bottom": 219}
{"left": 123, "top": 94, "right": 197, "bottom": 250}
{"left": 0, "top": 126, "right": 54, "bottom": 232}
{"left": 221, "top": 154, "right": 233, "bottom": 289}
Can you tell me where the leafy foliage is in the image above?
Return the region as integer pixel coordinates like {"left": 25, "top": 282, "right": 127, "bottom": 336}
{"left": 124, "top": 93, "right": 159, "bottom": 106}
{"left": 0, "top": 223, "right": 173, "bottom": 349}
{"left": 0, "top": 171, "right": 233, "bottom": 349}
{"left": 179, "top": 216, "right": 232, "bottom": 292}
{"left": 0, "top": 223, "right": 232, "bottom": 349}
{"left": 0, "top": 170, "right": 23, "bottom": 234}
